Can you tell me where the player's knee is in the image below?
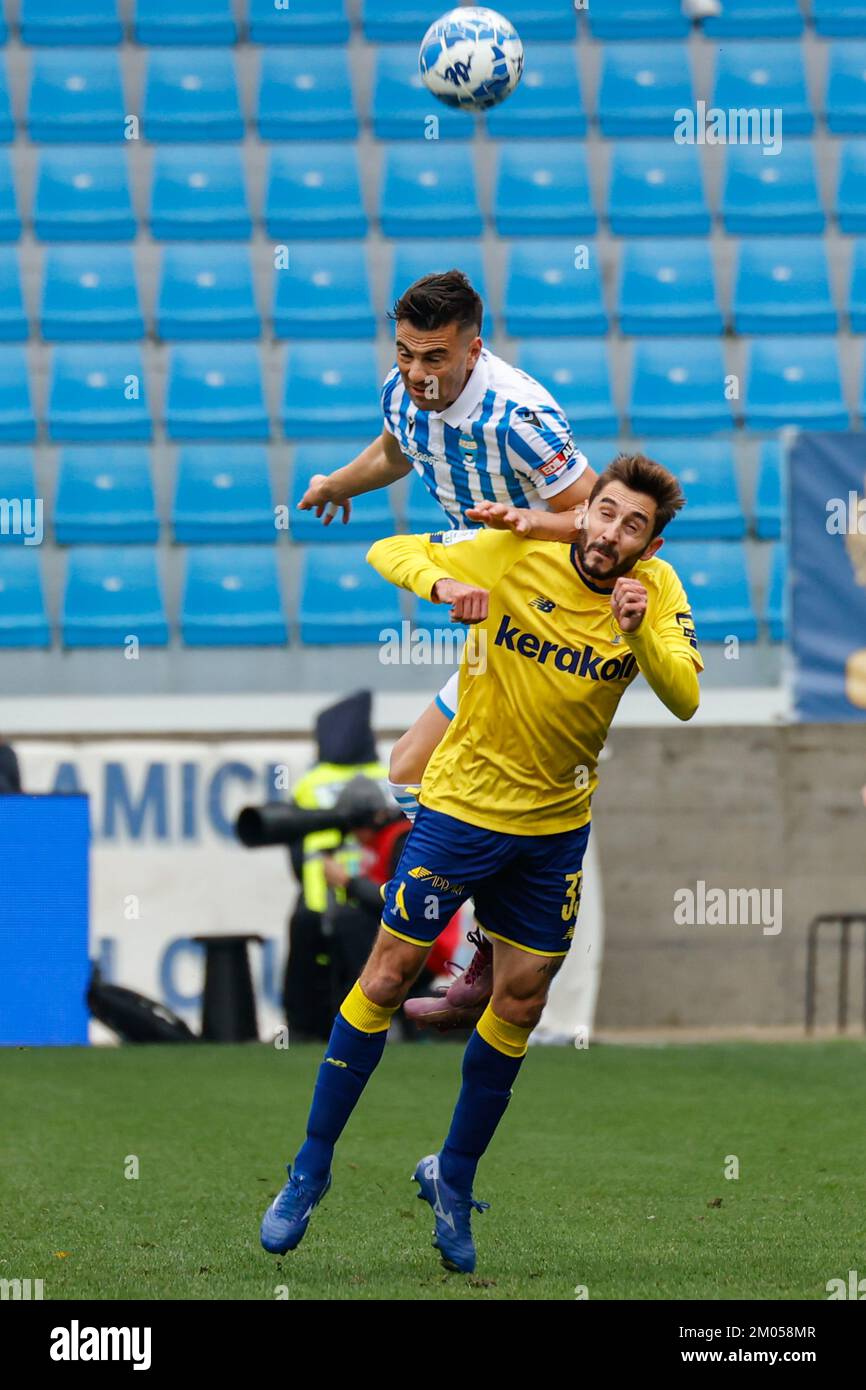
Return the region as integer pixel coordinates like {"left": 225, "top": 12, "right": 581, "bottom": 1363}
{"left": 361, "top": 958, "right": 417, "bottom": 1008}
{"left": 492, "top": 992, "right": 546, "bottom": 1032}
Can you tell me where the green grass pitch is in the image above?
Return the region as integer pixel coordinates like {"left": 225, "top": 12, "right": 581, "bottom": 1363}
{"left": 4, "top": 1039, "right": 864, "bottom": 1301}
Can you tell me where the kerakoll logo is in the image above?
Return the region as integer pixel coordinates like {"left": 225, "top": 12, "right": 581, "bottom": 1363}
{"left": 49, "top": 1321, "right": 152, "bottom": 1371}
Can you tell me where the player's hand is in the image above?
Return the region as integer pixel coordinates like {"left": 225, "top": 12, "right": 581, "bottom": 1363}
{"left": 610, "top": 577, "right": 648, "bottom": 633}
{"left": 465, "top": 501, "right": 533, "bottom": 535}
{"left": 322, "top": 854, "right": 350, "bottom": 889}
{"left": 431, "top": 578, "right": 489, "bottom": 624}
{"left": 296, "top": 473, "right": 352, "bottom": 526}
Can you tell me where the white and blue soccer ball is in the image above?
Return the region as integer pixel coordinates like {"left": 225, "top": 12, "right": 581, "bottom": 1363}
{"left": 419, "top": 7, "right": 524, "bottom": 113}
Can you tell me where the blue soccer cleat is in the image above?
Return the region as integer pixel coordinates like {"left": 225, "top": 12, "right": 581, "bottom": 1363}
{"left": 260, "top": 1166, "right": 332, "bottom": 1254}
{"left": 412, "top": 1152, "right": 490, "bottom": 1274}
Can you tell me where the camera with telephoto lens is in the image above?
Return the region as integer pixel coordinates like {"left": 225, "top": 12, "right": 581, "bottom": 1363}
{"left": 236, "top": 774, "right": 402, "bottom": 849}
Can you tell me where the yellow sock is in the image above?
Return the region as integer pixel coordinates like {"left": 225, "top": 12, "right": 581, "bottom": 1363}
{"left": 340, "top": 980, "right": 399, "bottom": 1034}
{"left": 476, "top": 1004, "right": 531, "bottom": 1059}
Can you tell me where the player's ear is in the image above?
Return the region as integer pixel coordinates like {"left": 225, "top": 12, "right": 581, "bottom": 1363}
{"left": 467, "top": 335, "right": 483, "bottom": 365}
{"left": 642, "top": 536, "right": 664, "bottom": 561}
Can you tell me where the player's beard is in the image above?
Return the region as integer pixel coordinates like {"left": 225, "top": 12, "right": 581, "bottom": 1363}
{"left": 574, "top": 523, "right": 644, "bottom": 584}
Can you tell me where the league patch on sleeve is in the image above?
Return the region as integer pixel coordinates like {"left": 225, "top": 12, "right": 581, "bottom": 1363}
{"left": 538, "top": 440, "right": 577, "bottom": 477}
{"left": 676, "top": 610, "right": 699, "bottom": 649}
{"left": 430, "top": 529, "right": 480, "bottom": 547}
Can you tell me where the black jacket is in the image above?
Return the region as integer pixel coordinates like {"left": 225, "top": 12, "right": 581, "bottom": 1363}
{"left": 0, "top": 743, "right": 21, "bottom": 793}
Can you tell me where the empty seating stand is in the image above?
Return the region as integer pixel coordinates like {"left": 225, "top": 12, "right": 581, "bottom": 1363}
{"left": 20, "top": 0, "right": 123, "bottom": 46}
{"left": 143, "top": 50, "right": 243, "bottom": 142}
{"left": 48, "top": 345, "right": 151, "bottom": 441}
{"left": 299, "top": 545, "right": 401, "bottom": 644}
{"left": 27, "top": 49, "right": 126, "bottom": 143}
{"left": 504, "top": 240, "right": 608, "bottom": 336}
{"left": 41, "top": 246, "right": 144, "bottom": 341}
{"left": 62, "top": 546, "right": 169, "bottom": 647}
{"left": 663, "top": 541, "right": 759, "bottom": 642}
{"left": 495, "top": 142, "right": 596, "bottom": 237}
{"left": 35, "top": 149, "right": 135, "bottom": 241}
{"left": 54, "top": 447, "right": 159, "bottom": 543}
{"left": 644, "top": 439, "right": 745, "bottom": 538}
{"left": 181, "top": 547, "right": 287, "bottom": 646}
{"left": 134, "top": 0, "right": 238, "bottom": 45}
{"left": 0, "top": 549, "right": 51, "bottom": 647}
{"left": 172, "top": 445, "right": 275, "bottom": 543}
{"left": 150, "top": 147, "right": 251, "bottom": 241}
{"left": 257, "top": 48, "right": 358, "bottom": 141}
{"left": 290, "top": 442, "right": 396, "bottom": 544}
{"left": 157, "top": 244, "right": 260, "bottom": 339}
{"left": 165, "top": 344, "right": 269, "bottom": 440}
{"left": 282, "top": 343, "right": 382, "bottom": 439}
{"left": 273, "top": 243, "right": 375, "bottom": 339}
{"left": 733, "top": 238, "right": 837, "bottom": 333}
{"left": 618, "top": 240, "right": 723, "bottom": 335}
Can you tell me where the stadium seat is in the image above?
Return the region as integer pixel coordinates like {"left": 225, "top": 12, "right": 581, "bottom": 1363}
{"left": 142, "top": 50, "right": 243, "bottom": 142}
{"left": 703, "top": 0, "right": 804, "bottom": 37}
{"left": 406, "top": 469, "right": 447, "bottom": 531}
{"left": 813, "top": 0, "right": 866, "bottom": 38}
{"left": 837, "top": 140, "right": 866, "bottom": 232}
{"left": 20, "top": 0, "right": 123, "bottom": 45}
{"left": 298, "top": 544, "right": 402, "bottom": 645}
{"left": 54, "top": 447, "right": 159, "bottom": 543}
{"left": 34, "top": 148, "right": 134, "bottom": 242}
{"left": 410, "top": 597, "right": 469, "bottom": 643}
{"left": 642, "top": 440, "right": 745, "bottom": 538}
{"left": 486, "top": 44, "right": 587, "bottom": 139}
{"left": 0, "top": 151, "right": 20, "bottom": 241}
{"left": 859, "top": 348, "right": 866, "bottom": 415}
{"left": 62, "top": 546, "right": 169, "bottom": 647}
{"left": 588, "top": 0, "right": 689, "bottom": 40}
{"left": 733, "top": 238, "right": 837, "bottom": 334}
{"left": 849, "top": 238, "right": 866, "bottom": 329}
{"left": 390, "top": 242, "right": 493, "bottom": 334}
{"left": 662, "top": 541, "right": 758, "bottom": 642}
{"left": 494, "top": 142, "right": 596, "bottom": 237}
{"left": 722, "top": 141, "right": 824, "bottom": 234}
{"left": 765, "top": 541, "right": 787, "bottom": 640}
{"left": 827, "top": 43, "right": 866, "bottom": 133}
{"left": 517, "top": 341, "right": 619, "bottom": 436}
{"left": 608, "top": 141, "right": 710, "bottom": 236}
{"left": 156, "top": 244, "right": 260, "bottom": 340}
{"left": 0, "top": 451, "right": 38, "bottom": 543}
{"left": 0, "top": 9, "right": 6, "bottom": 44}
{"left": 173, "top": 446, "right": 274, "bottom": 543}
{"left": 249, "top": 0, "right": 350, "bottom": 45}
{"left": 150, "top": 146, "right": 251, "bottom": 241}
{"left": 0, "top": 348, "right": 36, "bottom": 441}
{"left": 618, "top": 241, "right": 723, "bottom": 335}
{"left": 628, "top": 340, "right": 733, "bottom": 435}
{"left": 265, "top": 145, "right": 367, "bottom": 240}
{"left": 27, "top": 49, "right": 126, "bottom": 143}
{"left": 134, "top": 0, "right": 238, "bottom": 45}
{"left": 755, "top": 439, "right": 783, "bottom": 539}
{"left": 380, "top": 145, "right": 482, "bottom": 238}
{"left": 491, "top": 3, "right": 578, "bottom": 40}
{"left": 48, "top": 345, "right": 151, "bottom": 442}
{"left": 290, "top": 443, "right": 396, "bottom": 544}
{"left": 165, "top": 344, "right": 269, "bottom": 441}
{"left": 0, "top": 549, "right": 51, "bottom": 647}
{"left": 712, "top": 41, "right": 813, "bottom": 137}
{"left": 41, "top": 246, "right": 144, "bottom": 342}
{"left": 181, "top": 547, "right": 286, "bottom": 646}
{"left": 599, "top": 43, "right": 695, "bottom": 138}
{"left": 257, "top": 48, "right": 358, "bottom": 141}
{"left": 0, "top": 250, "right": 27, "bottom": 340}
{"left": 372, "top": 47, "right": 472, "bottom": 141}
{"left": 744, "top": 337, "right": 850, "bottom": 430}
{"left": 504, "top": 240, "right": 608, "bottom": 336}
{"left": 282, "top": 343, "right": 381, "bottom": 439}
{"left": 0, "top": 57, "right": 12, "bottom": 142}
{"left": 361, "top": 2, "right": 446, "bottom": 42}
{"left": 273, "top": 243, "right": 375, "bottom": 339}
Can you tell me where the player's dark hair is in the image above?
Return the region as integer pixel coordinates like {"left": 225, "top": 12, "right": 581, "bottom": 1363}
{"left": 589, "top": 453, "right": 686, "bottom": 540}
{"left": 389, "top": 270, "right": 483, "bottom": 336}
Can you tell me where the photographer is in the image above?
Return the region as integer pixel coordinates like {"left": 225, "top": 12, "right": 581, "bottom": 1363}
{"left": 0, "top": 739, "right": 21, "bottom": 793}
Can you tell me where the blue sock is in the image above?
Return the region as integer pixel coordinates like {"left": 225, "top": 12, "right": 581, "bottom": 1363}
{"left": 439, "top": 1031, "right": 525, "bottom": 1196}
{"left": 294, "top": 1014, "right": 388, "bottom": 1182}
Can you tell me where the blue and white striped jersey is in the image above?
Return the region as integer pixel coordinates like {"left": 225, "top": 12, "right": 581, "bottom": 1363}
{"left": 380, "top": 348, "right": 588, "bottom": 527}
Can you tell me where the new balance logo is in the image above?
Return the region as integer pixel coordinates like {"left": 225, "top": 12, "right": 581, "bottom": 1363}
{"left": 529, "top": 595, "right": 556, "bottom": 613}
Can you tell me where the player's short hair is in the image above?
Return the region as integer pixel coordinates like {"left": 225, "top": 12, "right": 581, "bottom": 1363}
{"left": 589, "top": 453, "right": 685, "bottom": 539}
{"left": 389, "top": 270, "right": 483, "bottom": 337}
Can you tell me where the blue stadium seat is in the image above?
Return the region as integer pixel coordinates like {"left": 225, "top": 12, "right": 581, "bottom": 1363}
{"left": 0, "top": 348, "right": 36, "bottom": 441}
{"left": 0, "top": 57, "right": 13, "bottom": 141}
{"left": 134, "top": 0, "right": 237, "bottom": 44}
{"left": 745, "top": 337, "right": 850, "bottom": 430}
{"left": 173, "top": 445, "right": 274, "bottom": 543}
{"left": 495, "top": 142, "right": 596, "bottom": 236}
{"left": 54, "top": 447, "right": 159, "bottom": 543}
{"left": 0, "top": 550, "right": 51, "bottom": 647}
{"left": 765, "top": 541, "right": 787, "bottom": 639}
{"left": 492, "top": 3, "right": 579, "bottom": 40}
{"left": 504, "top": 240, "right": 608, "bottom": 336}
{"left": 629, "top": 340, "right": 733, "bottom": 435}
{"left": 704, "top": 0, "right": 804, "bottom": 36}
{"left": 20, "top": 0, "right": 123, "bottom": 44}
{"left": 165, "top": 344, "right": 269, "bottom": 441}
{"left": 486, "top": 44, "right": 586, "bottom": 139}
{"left": 407, "top": 469, "right": 447, "bottom": 531}
{"left": 381, "top": 145, "right": 482, "bottom": 238}
{"left": 390, "top": 242, "right": 493, "bottom": 334}
{"left": 282, "top": 343, "right": 381, "bottom": 439}
{"left": 34, "top": 148, "right": 134, "bottom": 242}
{"left": 608, "top": 141, "right": 710, "bottom": 236}
{"left": 827, "top": 43, "right": 866, "bottom": 133}
{"left": 618, "top": 241, "right": 723, "bottom": 335}
{"left": 837, "top": 139, "right": 866, "bottom": 231}
{"left": 662, "top": 541, "right": 758, "bottom": 642}
{"left": 712, "top": 41, "right": 813, "bottom": 136}
{"left": 0, "top": 451, "right": 38, "bottom": 543}
{"left": 157, "top": 244, "right": 260, "bottom": 339}
{"left": 143, "top": 50, "right": 243, "bottom": 142}
{"left": 274, "top": 243, "right": 375, "bottom": 339}
{"left": 41, "top": 246, "right": 143, "bottom": 342}
{"left": 48, "top": 345, "right": 151, "bottom": 442}
{"left": 373, "top": 47, "right": 472, "bottom": 141}
{"left": 299, "top": 544, "right": 402, "bottom": 645}
{"left": 733, "top": 238, "right": 836, "bottom": 334}
{"left": 290, "top": 443, "right": 396, "bottom": 544}
{"left": 181, "top": 547, "right": 286, "bottom": 646}
{"left": 0, "top": 8, "right": 8, "bottom": 44}
{"left": 28, "top": 49, "right": 126, "bottom": 142}
{"left": 755, "top": 439, "right": 783, "bottom": 539}
{"left": 265, "top": 145, "right": 367, "bottom": 240}
{"left": 0, "top": 250, "right": 27, "bottom": 340}
{"left": 588, "top": 0, "right": 689, "bottom": 39}
{"left": 250, "top": 0, "right": 350, "bottom": 44}
{"left": 150, "top": 146, "right": 251, "bottom": 241}
{"left": 257, "top": 48, "right": 357, "bottom": 141}
{"left": 643, "top": 439, "right": 745, "bottom": 538}
{"left": 63, "top": 546, "right": 168, "bottom": 647}
{"left": 0, "top": 151, "right": 20, "bottom": 241}
{"left": 813, "top": 0, "right": 866, "bottom": 37}
{"left": 849, "top": 237, "right": 866, "bottom": 329}
{"left": 361, "top": 2, "right": 451, "bottom": 42}
{"left": 410, "top": 597, "right": 469, "bottom": 643}
{"left": 599, "top": 43, "right": 695, "bottom": 138}
{"left": 722, "top": 141, "right": 824, "bottom": 234}
{"left": 859, "top": 348, "right": 866, "bottom": 415}
{"left": 517, "top": 341, "right": 619, "bottom": 436}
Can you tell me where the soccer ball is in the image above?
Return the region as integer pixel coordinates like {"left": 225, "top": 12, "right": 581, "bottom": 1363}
{"left": 419, "top": 7, "right": 524, "bottom": 113}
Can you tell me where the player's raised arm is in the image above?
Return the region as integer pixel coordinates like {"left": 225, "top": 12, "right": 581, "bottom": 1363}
{"left": 613, "top": 573, "right": 703, "bottom": 722}
{"left": 297, "top": 429, "right": 412, "bottom": 526}
{"left": 366, "top": 529, "right": 522, "bottom": 609}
